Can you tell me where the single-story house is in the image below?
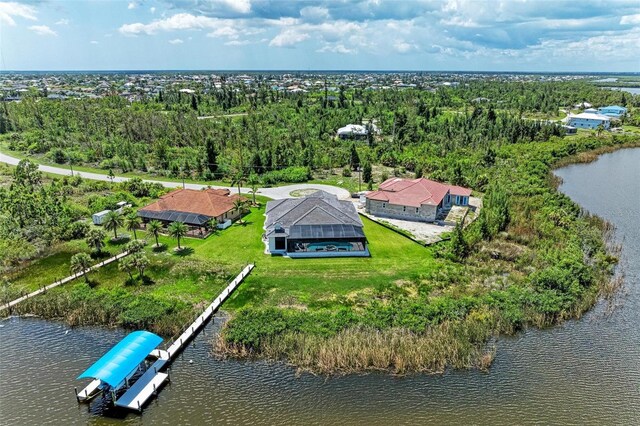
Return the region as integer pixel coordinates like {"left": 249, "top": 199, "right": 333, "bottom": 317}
{"left": 574, "top": 102, "right": 592, "bottom": 109}
{"left": 365, "top": 178, "right": 472, "bottom": 223}
{"left": 565, "top": 112, "right": 611, "bottom": 130}
{"left": 137, "top": 188, "right": 246, "bottom": 237}
{"left": 598, "top": 105, "right": 628, "bottom": 117}
{"left": 562, "top": 125, "right": 577, "bottom": 134}
{"left": 264, "top": 191, "right": 369, "bottom": 258}
{"left": 337, "top": 123, "right": 380, "bottom": 139}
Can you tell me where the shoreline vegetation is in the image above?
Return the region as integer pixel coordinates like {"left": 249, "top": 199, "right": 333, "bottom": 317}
{"left": 2, "top": 138, "right": 638, "bottom": 375}
{"left": 1, "top": 78, "right": 638, "bottom": 375}
{"left": 212, "top": 138, "right": 638, "bottom": 375}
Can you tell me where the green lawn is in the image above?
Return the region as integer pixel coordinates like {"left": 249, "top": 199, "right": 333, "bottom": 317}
{"left": 5, "top": 204, "right": 439, "bottom": 313}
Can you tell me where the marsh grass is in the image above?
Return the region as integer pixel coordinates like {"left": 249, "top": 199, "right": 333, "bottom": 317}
{"left": 216, "top": 315, "right": 498, "bottom": 375}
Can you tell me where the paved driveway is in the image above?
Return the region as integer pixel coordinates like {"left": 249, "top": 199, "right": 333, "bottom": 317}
{"left": 0, "top": 152, "right": 349, "bottom": 200}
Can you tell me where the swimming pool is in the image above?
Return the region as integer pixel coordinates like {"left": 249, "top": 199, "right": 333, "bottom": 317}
{"left": 306, "top": 241, "right": 353, "bottom": 251}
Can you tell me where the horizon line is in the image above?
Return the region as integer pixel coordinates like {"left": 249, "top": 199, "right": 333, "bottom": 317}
{"left": 1, "top": 69, "right": 639, "bottom": 75}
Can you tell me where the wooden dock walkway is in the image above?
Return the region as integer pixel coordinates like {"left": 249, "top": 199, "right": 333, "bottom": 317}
{"left": 1, "top": 251, "right": 130, "bottom": 313}
{"left": 110, "top": 264, "right": 254, "bottom": 412}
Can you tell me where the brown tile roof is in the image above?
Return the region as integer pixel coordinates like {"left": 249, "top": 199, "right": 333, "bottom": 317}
{"left": 139, "top": 188, "right": 245, "bottom": 219}
{"left": 366, "top": 178, "right": 471, "bottom": 207}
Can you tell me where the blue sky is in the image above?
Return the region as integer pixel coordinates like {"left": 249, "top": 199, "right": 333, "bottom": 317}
{"left": 1, "top": 0, "right": 639, "bottom": 71}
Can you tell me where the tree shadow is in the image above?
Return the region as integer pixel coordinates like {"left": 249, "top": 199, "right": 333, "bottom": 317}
{"left": 108, "top": 235, "right": 130, "bottom": 246}
{"left": 141, "top": 275, "right": 155, "bottom": 286}
{"left": 152, "top": 243, "right": 167, "bottom": 253}
{"left": 90, "top": 250, "right": 112, "bottom": 260}
{"left": 173, "top": 247, "right": 194, "bottom": 257}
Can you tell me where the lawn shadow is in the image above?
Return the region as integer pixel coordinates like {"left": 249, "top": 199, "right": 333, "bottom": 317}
{"left": 141, "top": 276, "right": 155, "bottom": 286}
{"left": 90, "top": 250, "right": 112, "bottom": 260}
{"left": 108, "top": 235, "right": 131, "bottom": 246}
{"left": 152, "top": 243, "right": 167, "bottom": 253}
{"left": 173, "top": 247, "right": 194, "bottom": 257}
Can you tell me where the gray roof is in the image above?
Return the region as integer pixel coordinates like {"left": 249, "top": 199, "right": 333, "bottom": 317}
{"left": 138, "top": 209, "right": 211, "bottom": 226}
{"left": 265, "top": 191, "right": 363, "bottom": 238}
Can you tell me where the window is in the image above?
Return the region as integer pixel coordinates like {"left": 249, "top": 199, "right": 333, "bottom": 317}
{"left": 403, "top": 206, "right": 406, "bottom": 212}
{"left": 382, "top": 203, "right": 386, "bottom": 208}
{"left": 275, "top": 237, "right": 286, "bottom": 250}
{"left": 416, "top": 207, "right": 419, "bottom": 213}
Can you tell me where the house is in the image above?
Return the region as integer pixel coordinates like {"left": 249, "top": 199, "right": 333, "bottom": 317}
{"left": 565, "top": 112, "right": 611, "bottom": 130}
{"left": 365, "top": 178, "right": 472, "bottom": 223}
{"left": 574, "top": 102, "right": 592, "bottom": 109}
{"left": 337, "top": 123, "right": 379, "bottom": 139}
{"left": 264, "top": 191, "right": 369, "bottom": 257}
{"left": 562, "top": 125, "right": 577, "bottom": 134}
{"left": 598, "top": 105, "right": 628, "bottom": 117}
{"left": 583, "top": 108, "right": 599, "bottom": 114}
{"left": 137, "top": 188, "right": 246, "bottom": 237}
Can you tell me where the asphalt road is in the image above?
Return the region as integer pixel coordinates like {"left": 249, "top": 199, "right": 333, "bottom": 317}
{"left": 0, "top": 152, "right": 350, "bottom": 200}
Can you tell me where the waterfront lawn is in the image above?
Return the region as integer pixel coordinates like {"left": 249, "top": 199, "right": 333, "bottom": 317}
{"left": 5, "top": 202, "right": 439, "bottom": 315}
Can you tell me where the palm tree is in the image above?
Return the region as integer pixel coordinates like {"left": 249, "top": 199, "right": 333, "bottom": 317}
{"left": 118, "top": 256, "right": 135, "bottom": 281}
{"left": 247, "top": 174, "right": 260, "bottom": 205}
{"left": 103, "top": 211, "right": 123, "bottom": 240}
{"left": 231, "top": 173, "right": 245, "bottom": 196}
{"left": 147, "top": 220, "right": 163, "bottom": 247}
{"left": 85, "top": 229, "right": 106, "bottom": 253}
{"left": 70, "top": 253, "right": 92, "bottom": 283}
{"left": 131, "top": 252, "right": 149, "bottom": 279}
{"left": 168, "top": 221, "right": 188, "bottom": 250}
{"left": 124, "top": 214, "right": 141, "bottom": 240}
{"left": 207, "top": 218, "right": 219, "bottom": 235}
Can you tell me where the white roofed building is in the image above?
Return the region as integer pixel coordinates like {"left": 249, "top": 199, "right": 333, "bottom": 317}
{"left": 564, "top": 112, "right": 611, "bottom": 130}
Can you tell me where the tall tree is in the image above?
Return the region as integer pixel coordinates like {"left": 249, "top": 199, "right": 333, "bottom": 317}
{"left": 147, "top": 220, "right": 163, "bottom": 247}
{"left": 168, "top": 221, "right": 188, "bottom": 250}
{"left": 70, "top": 253, "right": 92, "bottom": 283}
{"left": 350, "top": 143, "right": 360, "bottom": 171}
{"left": 103, "top": 211, "right": 123, "bottom": 240}
{"left": 125, "top": 214, "right": 141, "bottom": 240}
{"left": 85, "top": 229, "right": 106, "bottom": 253}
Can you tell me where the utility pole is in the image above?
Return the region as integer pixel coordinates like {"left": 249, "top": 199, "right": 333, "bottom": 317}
{"left": 358, "top": 166, "right": 362, "bottom": 192}
{"left": 68, "top": 153, "right": 74, "bottom": 177}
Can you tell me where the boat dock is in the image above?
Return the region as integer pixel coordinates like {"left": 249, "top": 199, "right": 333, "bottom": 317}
{"left": 76, "top": 264, "right": 254, "bottom": 412}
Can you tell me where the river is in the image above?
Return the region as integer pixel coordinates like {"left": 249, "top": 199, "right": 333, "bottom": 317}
{"left": 1, "top": 148, "right": 639, "bottom": 425}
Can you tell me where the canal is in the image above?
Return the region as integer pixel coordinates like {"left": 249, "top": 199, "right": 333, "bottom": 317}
{"left": 1, "top": 148, "right": 639, "bottom": 425}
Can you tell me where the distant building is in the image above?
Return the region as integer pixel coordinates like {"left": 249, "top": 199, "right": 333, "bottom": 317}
{"left": 337, "top": 123, "right": 379, "bottom": 140}
{"left": 583, "top": 108, "right": 598, "bottom": 114}
{"left": 365, "top": 178, "right": 472, "bottom": 223}
{"left": 597, "top": 105, "right": 628, "bottom": 117}
{"left": 574, "top": 102, "right": 592, "bottom": 109}
{"left": 562, "top": 125, "right": 577, "bottom": 134}
{"left": 565, "top": 113, "right": 611, "bottom": 130}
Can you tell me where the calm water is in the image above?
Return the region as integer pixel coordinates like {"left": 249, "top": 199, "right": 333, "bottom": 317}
{"left": 1, "top": 149, "right": 639, "bottom": 425}
{"left": 608, "top": 87, "right": 640, "bottom": 95}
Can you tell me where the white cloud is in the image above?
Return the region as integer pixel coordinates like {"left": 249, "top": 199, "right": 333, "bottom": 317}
{"left": 220, "top": 0, "right": 251, "bottom": 14}
{"left": 90, "top": 40, "right": 99, "bottom": 44}
{"left": 28, "top": 25, "right": 57, "bottom": 37}
{"left": 318, "top": 44, "right": 355, "bottom": 54}
{"left": 169, "top": 38, "right": 184, "bottom": 44}
{"left": 620, "top": 14, "right": 640, "bottom": 25}
{"left": 119, "top": 13, "right": 221, "bottom": 35}
{"left": 225, "top": 39, "right": 250, "bottom": 46}
{"left": 150, "top": 7, "right": 156, "bottom": 14}
{"left": 55, "top": 18, "right": 70, "bottom": 26}
{"left": 300, "top": 6, "right": 330, "bottom": 23}
{"left": 0, "top": 2, "right": 37, "bottom": 26}
{"left": 393, "top": 40, "right": 418, "bottom": 53}
{"left": 269, "top": 29, "right": 309, "bottom": 47}
{"left": 128, "top": 2, "right": 137, "bottom": 10}
{"left": 207, "top": 26, "right": 239, "bottom": 39}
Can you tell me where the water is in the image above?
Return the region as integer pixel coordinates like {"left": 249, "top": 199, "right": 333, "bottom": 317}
{"left": 608, "top": 87, "right": 640, "bottom": 95}
{"left": 2, "top": 149, "right": 640, "bottom": 425}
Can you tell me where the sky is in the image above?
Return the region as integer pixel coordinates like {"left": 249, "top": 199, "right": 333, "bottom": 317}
{"left": 1, "top": 0, "right": 639, "bottom": 72}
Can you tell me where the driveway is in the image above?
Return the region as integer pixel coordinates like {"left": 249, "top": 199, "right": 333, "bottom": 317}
{"left": 0, "top": 152, "right": 350, "bottom": 200}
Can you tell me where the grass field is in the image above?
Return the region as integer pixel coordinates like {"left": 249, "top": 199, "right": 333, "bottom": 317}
{"left": 4, "top": 204, "right": 440, "bottom": 314}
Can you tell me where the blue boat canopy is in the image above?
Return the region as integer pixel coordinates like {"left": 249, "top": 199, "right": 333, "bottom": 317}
{"left": 77, "top": 331, "right": 163, "bottom": 388}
